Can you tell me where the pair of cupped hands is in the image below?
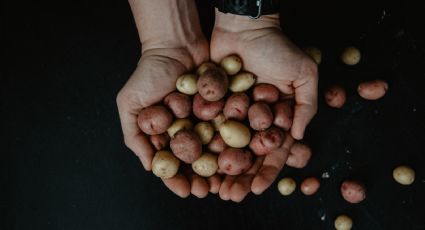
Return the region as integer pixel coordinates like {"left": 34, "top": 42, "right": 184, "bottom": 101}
{"left": 117, "top": 5, "right": 318, "bottom": 202}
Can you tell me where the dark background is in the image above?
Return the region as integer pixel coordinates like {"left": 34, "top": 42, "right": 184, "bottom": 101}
{"left": 3, "top": 1, "right": 425, "bottom": 229}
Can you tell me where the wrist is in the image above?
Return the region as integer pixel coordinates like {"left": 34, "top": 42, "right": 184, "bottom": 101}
{"left": 214, "top": 9, "right": 281, "bottom": 33}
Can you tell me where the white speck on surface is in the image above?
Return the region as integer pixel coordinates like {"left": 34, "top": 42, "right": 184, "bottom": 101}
{"left": 413, "top": 108, "right": 417, "bottom": 112}
{"left": 320, "top": 213, "right": 326, "bottom": 221}
{"left": 322, "top": 172, "right": 330, "bottom": 179}
{"left": 345, "top": 148, "right": 352, "bottom": 154}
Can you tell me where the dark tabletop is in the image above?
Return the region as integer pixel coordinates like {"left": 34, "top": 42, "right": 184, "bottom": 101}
{"left": 3, "top": 1, "right": 425, "bottom": 230}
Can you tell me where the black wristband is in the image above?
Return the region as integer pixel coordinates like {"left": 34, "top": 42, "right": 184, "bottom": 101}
{"left": 211, "top": 0, "right": 280, "bottom": 19}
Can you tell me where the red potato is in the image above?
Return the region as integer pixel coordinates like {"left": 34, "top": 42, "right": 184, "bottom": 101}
{"left": 249, "top": 127, "right": 285, "bottom": 156}
{"left": 248, "top": 102, "right": 274, "bottom": 130}
{"left": 324, "top": 85, "right": 346, "bottom": 108}
{"left": 300, "top": 177, "right": 320, "bottom": 195}
{"left": 218, "top": 148, "right": 253, "bottom": 176}
{"left": 208, "top": 133, "right": 227, "bottom": 153}
{"left": 287, "top": 142, "right": 312, "bottom": 168}
{"left": 252, "top": 83, "right": 279, "bottom": 103}
{"left": 223, "top": 93, "right": 250, "bottom": 121}
{"left": 341, "top": 180, "right": 366, "bottom": 204}
{"left": 273, "top": 101, "right": 293, "bottom": 130}
{"left": 193, "top": 93, "right": 225, "bottom": 121}
{"left": 149, "top": 133, "right": 170, "bottom": 151}
{"left": 197, "top": 67, "right": 228, "bottom": 101}
{"left": 357, "top": 80, "right": 388, "bottom": 100}
{"left": 137, "top": 105, "right": 173, "bottom": 135}
{"left": 170, "top": 130, "right": 202, "bottom": 164}
{"left": 164, "top": 92, "right": 192, "bottom": 118}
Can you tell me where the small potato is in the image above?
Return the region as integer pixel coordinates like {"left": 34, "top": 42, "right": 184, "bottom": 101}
{"left": 193, "top": 93, "right": 225, "bottom": 121}
{"left": 192, "top": 153, "right": 218, "bottom": 177}
{"left": 149, "top": 133, "right": 170, "bottom": 151}
{"left": 273, "top": 101, "right": 293, "bottom": 130}
{"left": 167, "top": 118, "right": 193, "bottom": 138}
{"left": 211, "top": 113, "right": 226, "bottom": 131}
{"left": 287, "top": 142, "right": 312, "bottom": 168}
{"left": 357, "top": 80, "right": 388, "bottom": 100}
{"left": 334, "top": 215, "right": 353, "bottom": 230}
{"left": 164, "top": 92, "right": 191, "bottom": 118}
{"left": 218, "top": 148, "right": 253, "bottom": 175}
{"left": 176, "top": 74, "right": 198, "bottom": 95}
{"left": 194, "top": 122, "right": 214, "bottom": 144}
{"left": 248, "top": 102, "right": 273, "bottom": 131}
{"left": 304, "top": 47, "right": 322, "bottom": 64}
{"left": 223, "top": 93, "right": 250, "bottom": 121}
{"left": 170, "top": 130, "right": 202, "bottom": 164}
{"left": 197, "top": 67, "right": 228, "bottom": 101}
{"left": 220, "top": 55, "right": 242, "bottom": 75}
{"left": 393, "top": 165, "right": 415, "bottom": 185}
{"left": 277, "top": 177, "right": 296, "bottom": 196}
{"left": 152, "top": 151, "right": 180, "bottom": 179}
{"left": 324, "top": 85, "right": 346, "bottom": 108}
{"left": 137, "top": 105, "right": 173, "bottom": 135}
{"left": 208, "top": 133, "right": 227, "bottom": 153}
{"left": 197, "top": 62, "right": 216, "bottom": 75}
{"left": 340, "top": 180, "right": 366, "bottom": 204}
{"left": 249, "top": 127, "right": 285, "bottom": 156}
{"left": 219, "top": 120, "right": 251, "bottom": 148}
{"left": 229, "top": 72, "right": 256, "bottom": 92}
{"left": 300, "top": 177, "right": 320, "bottom": 196}
{"left": 253, "top": 84, "right": 279, "bottom": 103}
{"left": 341, "top": 46, "right": 361, "bottom": 65}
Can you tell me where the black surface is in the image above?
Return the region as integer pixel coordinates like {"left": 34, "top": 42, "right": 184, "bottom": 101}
{"left": 3, "top": 1, "right": 425, "bottom": 230}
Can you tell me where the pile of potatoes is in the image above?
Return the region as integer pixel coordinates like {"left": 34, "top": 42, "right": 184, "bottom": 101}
{"left": 138, "top": 55, "right": 296, "bottom": 179}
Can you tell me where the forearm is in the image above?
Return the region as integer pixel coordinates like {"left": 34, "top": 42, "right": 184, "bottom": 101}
{"left": 214, "top": 9, "right": 281, "bottom": 32}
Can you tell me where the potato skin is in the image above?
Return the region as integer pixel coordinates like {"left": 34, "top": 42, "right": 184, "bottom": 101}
{"left": 211, "top": 113, "right": 227, "bottom": 131}
{"left": 229, "top": 72, "right": 256, "bottom": 92}
{"left": 287, "top": 142, "right": 312, "bottom": 168}
{"left": 220, "top": 55, "right": 242, "bottom": 75}
{"left": 341, "top": 46, "right": 361, "bottom": 65}
{"left": 176, "top": 74, "right": 198, "bottom": 95}
{"left": 197, "top": 62, "right": 216, "bottom": 75}
{"left": 324, "top": 85, "right": 346, "bottom": 108}
{"left": 219, "top": 120, "right": 251, "bottom": 148}
{"left": 164, "top": 92, "right": 192, "bottom": 118}
{"left": 277, "top": 177, "right": 296, "bottom": 196}
{"left": 252, "top": 84, "right": 279, "bottom": 103}
{"left": 334, "top": 215, "right": 353, "bottom": 230}
{"left": 194, "top": 122, "right": 214, "bottom": 144}
{"left": 167, "top": 118, "right": 192, "bottom": 138}
{"left": 249, "top": 127, "right": 285, "bottom": 156}
{"left": 393, "top": 165, "right": 415, "bottom": 185}
{"left": 193, "top": 93, "right": 225, "bottom": 121}
{"left": 208, "top": 133, "right": 227, "bottom": 153}
{"left": 197, "top": 67, "right": 228, "bottom": 101}
{"left": 340, "top": 180, "right": 366, "bottom": 204}
{"left": 170, "top": 130, "right": 202, "bottom": 164}
{"left": 357, "top": 80, "right": 388, "bottom": 100}
{"left": 248, "top": 102, "right": 274, "bottom": 131}
{"left": 304, "top": 47, "right": 322, "bottom": 64}
{"left": 300, "top": 177, "right": 320, "bottom": 196}
{"left": 192, "top": 153, "right": 218, "bottom": 177}
{"left": 273, "top": 101, "right": 293, "bottom": 130}
{"left": 223, "top": 93, "right": 250, "bottom": 121}
{"left": 149, "top": 133, "right": 170, "bottom": 151}
{"left": 137, "top": 105, "right": 173, "bottom": 135}
{"left": 152, "top": 151, "right": 180, "bottom": 179}
{"left": 218, "top": 148, "right": 253, "bottom": 175}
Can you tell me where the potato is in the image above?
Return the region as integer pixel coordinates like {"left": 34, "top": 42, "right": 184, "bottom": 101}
{"left": 194, "top": 122, "right": 214, "bottom": 144}
{"left": 197, "top": 62, "right": 216, "bottom": 75}
{"left": 192, "top": 153, "right": 218, "bottom": 177}
{"left": 324, "top": 85, "right": 346, "bottom": 108}
{"left": 300, "top": 177, "right": 320, "bottom": 196}
{"left": 137, "top": 105, "right": 173, "bottom": 135}
{"left": 341, "top": 46, "right": 361, "bottom": 65}
{"left": 393, "top": 165, "right": 415, "bottom": 185}
{"left": 197, "top": 67, "right": 228, "bottom": 101}
{"left": 164, "top": 92, "right": 191, "bottom": 118}
{"left": 334, "top": 215, "right": 353, "bottom": 230}
{"left": 253, "top": 83, "right": 279, "bottom": 103}
{"left": 219, "top": 120, "right": 251, "bottom": 148}
{"left": 229, "top": 72, "right": 256, "bottom": 92}
{"left": 357, "top": 80, "right": 388, "bottom": 100}
{"left": 249, "top": 127, "right": 285, "bottom": 156}
{"left": 167, "top": 118, "right": 193, "bottom": 138}
{"left": 220, "top": 55, "right": 242, "bottom": 75}
{"left": 248, "top": 102, "right": 273, "bottom": 130}
{"left": 149, "top": 133, "right": 170, "bottom": 151}
{"left": 170, "top": 130, "right": 202, "bottom": 164}
{"left": 208, "top": 133, "right": 227, "bottom": 153}
{"left": 218, "top": 148, "right": 253, "bottom": 175}
{"left": 277, "top": 177, "right": 296, "bottom": 196}
{"left": 223, "top": 93, "right": 250, "bottom": 121}
{"left": 211, "top": 113, "right": 226, "bottom": 130}
{"left": 340, "top": 180, "right": 366, "bottom": 204}
{"left": 193, "top": 93, "right": 225, "bottom": 121}
{"left": 176, "top": 74, "right": 198, "bottom": 95}
{"left": 287, "top": 142, "right": 312, "bottom": 168}
{"left": 304, "top": 47, "right": 322, "bottom": 64}
{"left": 152, "top": 151, "right": 180, "bottom": 179}
{"left": 273, "top": 101, "right": 293, "bottom": 130}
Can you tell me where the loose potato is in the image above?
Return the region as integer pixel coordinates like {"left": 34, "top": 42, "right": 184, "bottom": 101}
{"left": 220, "top": 55, "right": 242, "bottom": 75}
{"left": 197, "top": 62, "right": 216, "bottom": 75}
{"left": 164, "top": 92, "right": 191, "bottom": 118}
{"left": 334, "top": 215, "right": 353, "bottom": 230}
{"left": 249, "top": 127, "right": 285, "bottom": 156}
{"left": 340, "top": 180, "right": 366, "bottom": 204}
{"left": 218, "top": 148, "right": 253, "bottom": 175}
{"left": 170, "top": 130, "right": 202, "bottom": 164}
{"left": 167, "top": 118, "right": 193, "bottom": 138}
{"left": 248, "top": 102, "right": 273, "bottom": 130}
{"left": 176, "top": 74, "right": 198, "bottom": 95}
{"left": 149, "top": 133, "right": 170, "bottom": 151}
{"left": 211, "top": 113, "right": 226, "bottom": 130}
{"left": 273, "top": 101, "right": 293, "bottom": 130}
{"left": 152, "top": 151, "right": 180, "bottom": 179}
{"left": 304, "top": 47, "right": 322, "bottom": 64}
{"left": 219, "top": 120, "right": 251, "bottom": 148}
{"left": 194, "top": 122, "right": 214, "bottom": 144}
{"left": 393, "top": 165, "right": 415, "bottom": 185}
{"left": 137, "top": 105, "right": 173, "bottom": 135}
{"left": 277, "top": 177, "right": 296, "bottom": 196}
{"left": 287, "top": 142, "right": 312, "bottom": 168}
{"left": 324, "top": 85, "right": 346, "bottom": 108}
{"left": 192, "top": 153, "right": 218, "bottom": 177}
{"left": 300, "top": 177, "right": 320, "bottom": 196}
{"left": 229, "top": 72, "right": 256, "bottom": 92}
{"left": 253, "top": 83, "right": 279, "bottom": 103}
{"left": 357, "top": 80, "right": 388, "bottom": 100}
{"left": 197, "top": 67, "right": 228, "bottom": 101}
{"left": 208, "top": 133, "right": 227, "bottom": 153}
{"left": 341, "top": 46, "right": 361, "bottom": 65}
{"left": 193, "top": 93, "right": 225, "bottom": 121}
{"left": 223, "top": 93, "right": 250, "bottom": 121}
